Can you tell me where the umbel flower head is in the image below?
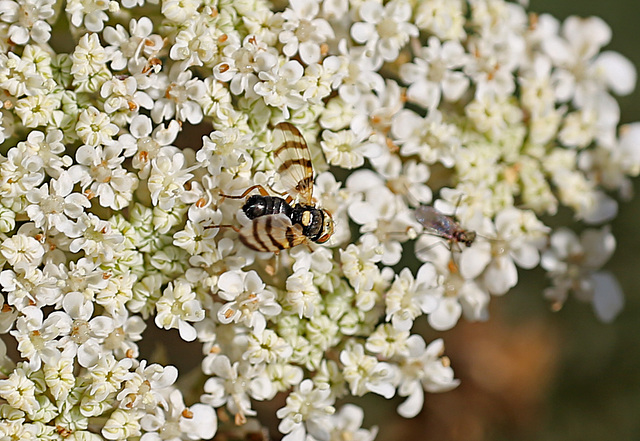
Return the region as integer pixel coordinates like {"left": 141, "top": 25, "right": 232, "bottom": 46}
{"left": 0, "top": 0, "right": 637, "bottom": 440}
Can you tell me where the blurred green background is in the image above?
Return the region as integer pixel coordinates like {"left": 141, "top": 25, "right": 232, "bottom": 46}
{"left": 527, "top": 0, "right": 640, "bottom": 439}
{"left": 367, "top": 1, "right": 640, "bottom": 440}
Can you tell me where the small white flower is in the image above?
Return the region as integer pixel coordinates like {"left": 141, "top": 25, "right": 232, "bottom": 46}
{"left": 75, "top": 106, "right": 119, "bottom": 147}
{"left": 414, "top": 0, "right": 466, "bottom": 41}
{"left": 88, "top": 354, "right": 134, "bottom": 402}
{"left": 321, "top": 128, "right": 380, "bottom": 169}
{"left": 102, "top": 408, "right": 143, "bottom": 440}
{"left": 161, "top": 0, "right": 199, "bottom": 23}
{"left": 140, "top": 389, "right": 217, "bottom": 441}
{"left": 68, "top": 213, "right": 125, "bottom": 263}
{"left": 365, "top": 323, "right": 411, "bottom": 359}
{"left": 0, "top": 264, "right": 62, "bottom": 310}
{"left": 401, "top": 36, "right": 470, "bottom": 110}
{"left": 117, "top": 361, "right": 178, "bottom": 410}
{"left": 0, "top": 233, "right": 44, "bottom": 272}
{"left": 213, "top": 34, "right": 278, "bottom": 95}
{"left": 0, "top": 363, "right": 38, "bottom": 413}
{"left": 284, "top": 268, "right": 321, "bottom": 319}
{"left": 103, "top": 17, "right": 163, "bottom": 71}
{"left": 169, "top": 14, "right": 222, "bottom": 68}
{"left": 155, "top": 281, "right": 204, "bottom": 341}
{"left": 70, "top": 33, "right": 109, "bottom": 80}
{"left": 350, "top": 0, "right": 418, "bottom": 64}
{"left": 216, "top": 270, "right": 281, "bottom": 333}
{"left": 245, "top": 329, "right": 292, "bottom": 364}
{"left": 340, "top": 342, "right": 397, "bottom": 399}
{"left": 66, "top": 0, "right": 118, "bottom": 32}
{"left": 43, "top": 353, "right": 75, "bottom": 402}
{"left": 385, "top": 264, "right": 439, "bottom": 331}
{"left": 202, "top": 356, "right": 273, "bottom": 424}
{"left": 147, "top": 153, "right": 194, "bottom": 210}
{"left": 58, "top": 291, "right": 113, "bottom": 367}
{"left": 396, "top": 337, "right": 459, "bottom": 418}
{"left": 10, "top": 306, "right": 71, "bottom": 370}
{"left": 276, "top": 379, "right": 335, "bottom": 441}
{"left": 255, "top": 60, "right": 306, "bottom": 119}
{"left": 118, "top": 114, "right": 180, "bottom": 179}
{"left": 100, "top": 75, "right": 154, "bottom": 116}
{"left": 391, "top": 108, "right": 460, "bottom": 167}
{"left": 151, "top": 64, "right": 205, "bottom": 124}
{"left": 279, "top": 0, "right": 334, "bottom": 65}
{"left": 26, "top": 171, "right": 90, "bottom": 235}
{"left": 541, "top": 226, "right": 622, "bottom": 322}
{"left": 339, "top": 234, "right": 383, "bottom": 295}
{"left": 20, "top": 130, "right": 71, "bottom": 179}
{"left": 458, "top": 208, "right": 550, "bottom": 295}
{"left": 328, "top": 404, "right": 378, "bottom": 441}
{"left": 0, "top": 0, "right": 55, "bottom": 44}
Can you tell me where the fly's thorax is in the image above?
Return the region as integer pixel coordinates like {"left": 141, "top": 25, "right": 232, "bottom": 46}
{"left": 242, "top": 195, "right": 292, "bottom": 220}
{"left": 455, "top": 229, "right": 476, "bottom": 247}
{"left": 292, "top": 204, "right": 332, "bottom": 243}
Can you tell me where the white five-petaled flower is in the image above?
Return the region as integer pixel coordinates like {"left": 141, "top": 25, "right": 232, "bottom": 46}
{"left": 151, "top": 64, "right": 206, "bottom": 124}
{"left": 26, "top": 171, "right": 90, "bottom": 235}
{"left": 216, "top": 270, "right": 282, "bottom": 333}
{"left": 396, "top": 337, "right": 460, "bottom": 418}
{"left": 0, "top": 0, "right": 55, "bottom": 44}
{"left": 541, "top": 226, "right": 623, "bottom": 322}
{"left": 140, "top": 389, "right": 217, "bottom": 441}
{"left": 213, "top": 34, "right": 278, "bottom": 96}
{"left": 350, "top": 0, "right": 418, "bottom": 64}
{"left": 276, "top": 379, "right": 336, "bottom": 441}
{"left": 66, "top": 0, "right": 118, "bottom": 32}
{"left": 155, "top": 281, "right": 205, "bottom": 341}
{"left": 201, "top": 355, "right": 274, "bottom": 425}
{"left": 254, "top": 60, "right": 306, "bottom": 118}
{"left": 340, "top": 342, "right": 398, "bottom": 399}
{"left": 279, "top": 0, "right": 334, "bottom": 65}
{"left": 401, "top": 36, "right": 470, "bottom": 110}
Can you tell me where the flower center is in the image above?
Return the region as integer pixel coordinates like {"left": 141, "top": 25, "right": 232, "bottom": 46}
{"left": 296, "top": 19, "right": 315, "bottom": 42}
{"left": 104, "top": 327, "right": 125, "bottom": 350}
{"left": 71, "top": 319, "right": 91, "bottom": 345}
{"left": 41, "top": 195, "right": 65, "bottom": 214}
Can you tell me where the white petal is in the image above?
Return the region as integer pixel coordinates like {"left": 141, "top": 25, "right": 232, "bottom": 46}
{"left": 591, "top": 271, "right": 624, "bottom": 323}
{"left": 459, "top": 242, "right": 491, "bottom": 279}
{"left": 178, "top": 320, "right": 197, "bottom": 342}
{"left": 581, "top": 191, "right": 618, "bottom": 224}
{"left": 595, "top": 51, "right": 637, "bottom": 96}
{"left": 397, "top": 386, "right": 424, "bottom": 418}
{"left": 428, "top": 298, "right": 461, "bottom": 331}
{"left": 483, "top": 257, "right": 518, "bottom": 295}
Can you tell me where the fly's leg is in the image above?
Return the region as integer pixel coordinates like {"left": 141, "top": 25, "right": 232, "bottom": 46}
{"left": 205, "top": 224, "right": 240, "bottom": 232}
{"left": 220, "top": 184, "right": 271, "bottom": 202}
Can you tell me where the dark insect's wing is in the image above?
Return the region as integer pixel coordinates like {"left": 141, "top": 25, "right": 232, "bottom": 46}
{"left": 414, "top": 205, "right": 457, "bottom": 239}
{"left": 273, "top": 122, "right": 314, "bottom": 204}
{"left": 238, "top": 214, "right": 307, "bottom": 252}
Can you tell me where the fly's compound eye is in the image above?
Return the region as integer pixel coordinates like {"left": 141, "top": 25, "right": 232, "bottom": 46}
{"left": 316, "top": 211, "right": 334, "bottom": 243}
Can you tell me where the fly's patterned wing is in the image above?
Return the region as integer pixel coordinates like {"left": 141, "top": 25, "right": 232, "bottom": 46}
{"left": 273, "top": 122, "right": 314, "bottom": 204}
{"left": 238, "top": 213, "right": 307, "bottom": 252}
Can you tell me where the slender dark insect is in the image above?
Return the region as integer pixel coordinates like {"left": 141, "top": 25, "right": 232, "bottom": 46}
{"left": 414, "top": 205, "right": 476, "bottom": 249}
{"left": 213, "top": 122, "right": 334, "bottom": 253}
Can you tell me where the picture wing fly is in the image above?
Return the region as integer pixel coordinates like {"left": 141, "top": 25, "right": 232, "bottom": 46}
{"left": 238, "top": 213, "right": 307, "bottom": 252}
{"left": 273, "top": 122, "right": 314, "bottom": 204}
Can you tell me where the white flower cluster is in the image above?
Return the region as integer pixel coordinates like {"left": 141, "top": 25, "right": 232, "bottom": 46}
{"left": 0, "top": 0, "right": 636, "bottom": 439}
